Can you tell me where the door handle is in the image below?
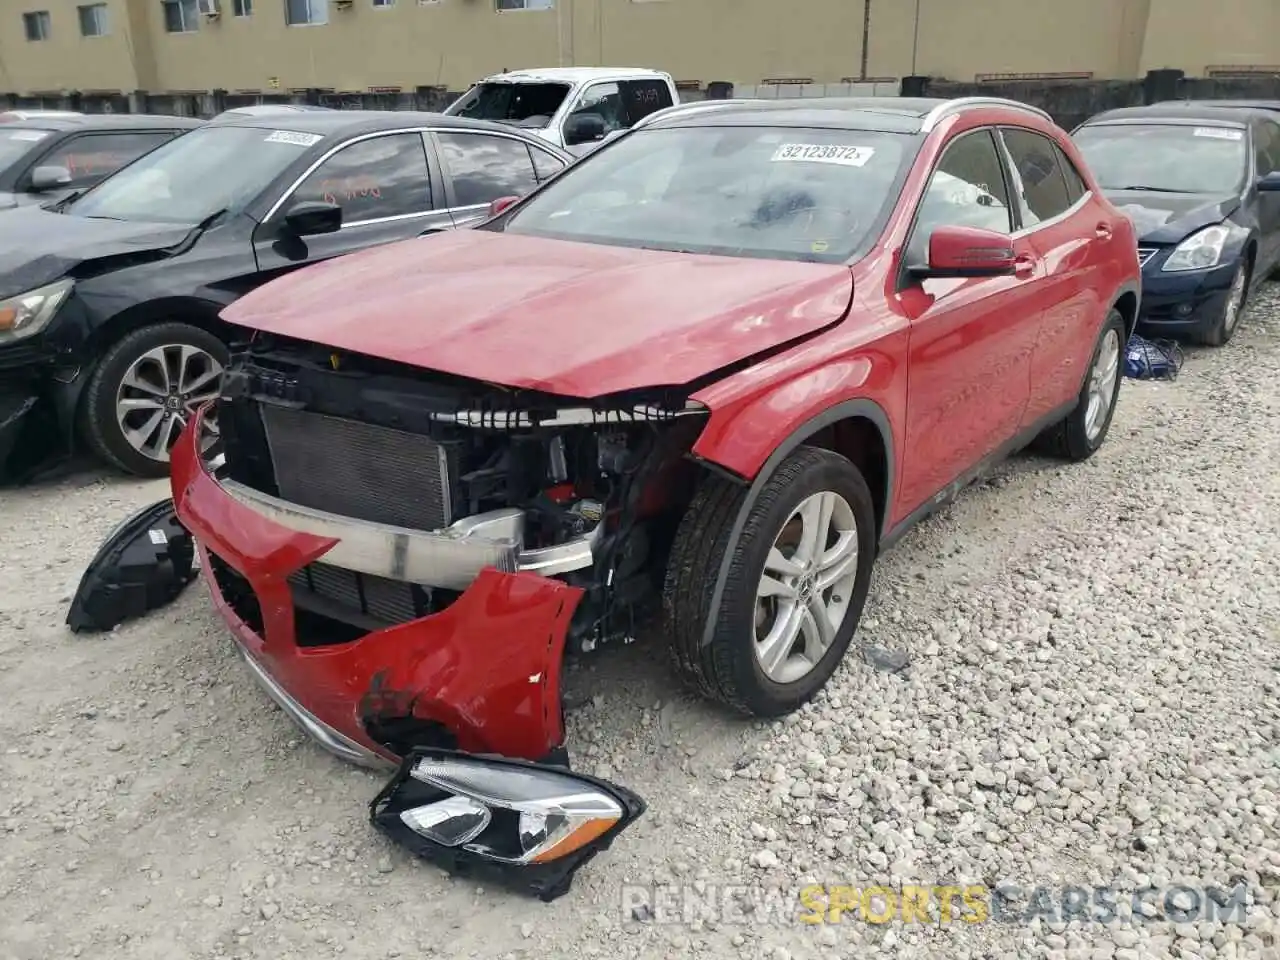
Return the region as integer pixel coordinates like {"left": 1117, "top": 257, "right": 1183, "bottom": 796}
{"left": 1014, "top": 254, "right": 1036, "bottom": 276}
{"left": 1095, "top": 223, "right": 1113, "bottom": 240}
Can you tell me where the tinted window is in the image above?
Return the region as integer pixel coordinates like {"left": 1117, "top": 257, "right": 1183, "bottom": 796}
{"left": 1254, "top": 119, "right": 1280, "bottom": 176}
{"left": 530, "top": 145, "right": 566, "bottom": 181}
{"left": 293, "top": 133, "right": 432, "bottom": 221}
{"left": 999, "top": 128, "right": 1073, "bottom": 226}
{"left": 502, "top": 125, "right": 912, "bottom": 263}
{"left": 621, "top": 79, "right": 674, "bottom": 125}
{"left": 37, "top": 131, "right": 175, "bottom": 189}
{"left": 438, "top": 132, "right": 538, "bottom": 207}
{"left": 1072, "top": 122, "right": 1247, "bottom": 195}
{"left": 1056, "top": 144, "right": 1088, "bottom": 204}
{"left": 906, "top": 129, "right": 1012, "bottom": 265}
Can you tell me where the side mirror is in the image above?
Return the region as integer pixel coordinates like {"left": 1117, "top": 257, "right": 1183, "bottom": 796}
{"left": 488, "top": 195, "right": 521, "bottom": 218}
{"left": 29, "top": 165, "right": 72, "bottom": 193}
{"left": 563, "top": 113, "right": 607, "bottom": 147}
{"left": 1257, "top": 171, "right": 1280, "bottom": 192}
{"left": 909, "top": 225, "right": 1017, "bottom": 279}
{"left": 282, "top": 200, "right": 342, "bottom": 236}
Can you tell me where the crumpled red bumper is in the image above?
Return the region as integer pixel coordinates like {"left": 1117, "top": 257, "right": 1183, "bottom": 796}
{"left": 169, "top": 407, "right": 583, "bottom": 768}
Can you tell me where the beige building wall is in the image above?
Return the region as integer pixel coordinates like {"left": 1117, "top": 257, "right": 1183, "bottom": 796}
{"left": 2, "top": 0, "right": 1279, "bottom": 95}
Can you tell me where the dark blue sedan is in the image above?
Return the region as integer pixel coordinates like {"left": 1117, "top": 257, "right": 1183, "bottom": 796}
{"left": 1072, "top": 103, "right": 1280, "bottom": 346}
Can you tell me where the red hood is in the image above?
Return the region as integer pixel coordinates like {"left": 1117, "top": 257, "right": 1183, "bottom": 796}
{"left": 226, "top": 230, "right": 854, "bottom": 396}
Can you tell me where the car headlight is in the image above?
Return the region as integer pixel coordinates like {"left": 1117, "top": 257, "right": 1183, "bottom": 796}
{"left": 1162, "top": 225, "right": 1232, "bottom": 272}
{"left": 0, "top": 278, "right": 73, "bottom": 344}
{"left": 370, "top": 749, "right": 646, "bottom": 901}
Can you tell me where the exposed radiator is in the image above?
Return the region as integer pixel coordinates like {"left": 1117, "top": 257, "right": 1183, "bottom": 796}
{"left": 288, "top": 561, "right": 422, "bottom": 625}
{"left": 258, "top": 404, "right": 454, "bottom": 531}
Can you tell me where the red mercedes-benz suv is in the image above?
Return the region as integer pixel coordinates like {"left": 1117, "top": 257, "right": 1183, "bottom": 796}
{"left": 171, "top": 95, "right": 1139, "bottom": 780}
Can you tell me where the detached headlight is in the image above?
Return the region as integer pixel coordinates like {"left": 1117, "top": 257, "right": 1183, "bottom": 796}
{"left": 1162, "top": 225, "right": 1231, "bottom": 272}
{"left": 370, "top": 749, "right": 646, "bottom": 901}
{"left": 0, "top": 277, "right": 73, "bottom": 344}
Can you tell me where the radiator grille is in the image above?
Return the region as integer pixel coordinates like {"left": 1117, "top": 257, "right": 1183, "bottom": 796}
{"left": 289, "top": 561, "right": 421, "bottom": 625}
{"left": 259, "top": 404, "right": 453, "bottom": 531}
{"left": 1137, "top": 247, "right": 1158, "bottom": 268}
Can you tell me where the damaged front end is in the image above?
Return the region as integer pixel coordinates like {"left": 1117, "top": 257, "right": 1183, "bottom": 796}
{"left": 169, "top": 332, "right": 710, "bottom": 893}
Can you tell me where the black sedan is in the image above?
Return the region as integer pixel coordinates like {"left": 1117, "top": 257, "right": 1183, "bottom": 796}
{"left": 0, "top": 113, "right": 202, "bottom": 212}
{"left": 1072, "top": 103, "right": 1280, "bottom": 346}
{"left": 0, "top": 110, "right": 574, "bottom": 480}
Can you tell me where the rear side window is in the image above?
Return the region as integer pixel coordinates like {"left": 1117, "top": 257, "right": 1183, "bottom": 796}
{"left": 291, "top": 132, "right": 433, "bottom": 222}
{"left": 35, "top": 131, "right": 175, "bottom": 189}
{"left": 530, "top": 145, "right": 567, "bottom": 181}
{"left": 1055, "top": 144, "right": 1088, "bottom": 204}
{"left": 620, "top": 79, "right": 674, "bottom": 126}
{"left": 1254, "top": 119, "right": 1280, "bottom": 176}
{"left": 999, "top": 127, "right": 1074, "bottom": 227}
{"left": 437, "top": 131, "right": 538, "bottom": 206}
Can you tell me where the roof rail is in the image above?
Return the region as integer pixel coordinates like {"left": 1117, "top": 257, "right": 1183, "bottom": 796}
{"left": 920, "top": 96, "right": 1053, "bottom": 132}
{"left": 632, "top": 97, "right": 763, "bottom": 131}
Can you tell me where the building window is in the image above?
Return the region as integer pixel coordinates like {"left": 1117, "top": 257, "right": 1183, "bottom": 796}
{"left": 372, "top": 0, "right": 393, "bottom": 7}
{"left": 233, "top": 0, "right": 251, "bottom": 14}
{"left": 496, "top": 0, "right": 551, "bottom": 9}
{"left": 285, "top": 0, "right": 327, "bottom": 24}
{"left": 162, "top": 0, "right": 199, "bottom": 32}
{"left": 77, "top": 2, "right": 108, "bottom": 35}
{"left": 22, "top": 10, "right": 51, "bottom": 40}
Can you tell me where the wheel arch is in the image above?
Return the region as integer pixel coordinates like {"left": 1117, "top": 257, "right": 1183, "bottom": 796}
{"left": 692, "top": 397, "right": 895, "bottom": 651}
{"left": 1110, "top": 280, "right": 1141, "bottom": 343}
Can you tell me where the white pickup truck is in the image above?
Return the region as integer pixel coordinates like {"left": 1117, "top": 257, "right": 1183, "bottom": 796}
{"left": 443, "top": 67, "right": 680, "bottom": 156}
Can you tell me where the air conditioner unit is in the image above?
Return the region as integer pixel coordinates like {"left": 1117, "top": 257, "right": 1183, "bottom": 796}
{"left": 197, "top": 0, "right": 221, "bottom": 17}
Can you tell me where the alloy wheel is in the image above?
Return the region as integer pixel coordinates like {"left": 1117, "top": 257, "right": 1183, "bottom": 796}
{"left": 1223, "top": 263, "right": 1248, "bottom": 336}
{"left": 114, "top": 343, "right": 223, "bottom": 463}
{"left": 1083, "top": 327, "right": 1121, "bottom": 443}
{"left": 754, "top": 490, "right": 860, "bottom": 684}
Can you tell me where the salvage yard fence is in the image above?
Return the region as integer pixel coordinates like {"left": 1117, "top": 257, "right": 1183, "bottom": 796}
{"left": 3, "top": 69, "right": 1279, "bottom": 128}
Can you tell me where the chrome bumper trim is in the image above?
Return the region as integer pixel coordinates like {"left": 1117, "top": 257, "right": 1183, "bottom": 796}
{"left": 235, "top": 644, "right": 395, "bottom": 771}
{"left": 217, "top": 478, "right": 602, "bottom": 591}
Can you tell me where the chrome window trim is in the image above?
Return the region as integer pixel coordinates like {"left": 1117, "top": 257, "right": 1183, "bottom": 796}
{"left": 1009, "top": 190, "right": 1092, "bottom": 238}
{"left": 263, "top": 125, "right": 553, "bottom": 224}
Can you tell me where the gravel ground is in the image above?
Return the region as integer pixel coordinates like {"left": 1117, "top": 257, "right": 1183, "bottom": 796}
{"left": 2, "top": 287, "right": 1279, "bottom": 960}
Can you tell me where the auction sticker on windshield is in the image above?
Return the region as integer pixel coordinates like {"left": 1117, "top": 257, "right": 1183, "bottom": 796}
{"left": 771, "top": 144, "right": 875, "bottom": 167}
{"left": 1192, "top": 127, "right": 1244, "bottom": 141}
{"left": 264, "top": 130, "right": 324, "bottom": 147}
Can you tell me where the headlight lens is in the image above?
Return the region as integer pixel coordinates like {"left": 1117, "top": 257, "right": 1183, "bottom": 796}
{"left": 1162, "top": 225, "right": 1231, "bottom": 272}
{"left": 0, "top": 277, "right": 73, "bottom": 344}
{"left": 405, "top": 755, "right": 623, "bottom": 864}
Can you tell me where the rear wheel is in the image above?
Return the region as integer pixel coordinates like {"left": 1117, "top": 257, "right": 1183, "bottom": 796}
{"left": 81, "top": 322, "right": 227, "bottom": 477}
{"left": 663, "top": 445, "right": 878, "bottom": 717}
{"left": 1033, "top": 308, "right": 1125, "bottom": 462}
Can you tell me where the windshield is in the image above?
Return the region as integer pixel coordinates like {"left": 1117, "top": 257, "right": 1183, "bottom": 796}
{"left": 447, "top": 82, "right": 571, "bottom": 129}
{"left": 0, "top": 127, "right": 51, "bottom": 175}
{"left": 499, "top": 125, "right": 913, "bottom": 262}
{"left": 1073, "top": 123, "right": 1247, "bottom": 194}
{"left": 66, "top": 125, "right": 322, "bottom": 223}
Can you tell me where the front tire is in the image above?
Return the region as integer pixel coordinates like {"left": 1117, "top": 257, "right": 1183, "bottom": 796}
{"left": 663, "top": 445, "right": 877, "bottom": 717}
{"left": 1033, "top": 308, "right": 1125, "bottom": 462}
{"left": 81, "top": 322, "right": 227, "bottom": 477}
{"left": 1199, "top": 256, "right": 1250, "bottom": 347}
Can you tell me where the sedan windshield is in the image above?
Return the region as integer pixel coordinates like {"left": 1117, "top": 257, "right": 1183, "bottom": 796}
{"left": 1072, "top": 122, "right": 1247, "bottom": 194}
{"left": 500, "top": 125, "right": 912, "bottom": 262}
{"left": 447, "top": 82, "right": 571, "bottom": 129}
{"left": 66, "top": 125, "right": 322, "bottom": 224}
{"left": 0, "top": 127, "right": 51, "bottom": 174}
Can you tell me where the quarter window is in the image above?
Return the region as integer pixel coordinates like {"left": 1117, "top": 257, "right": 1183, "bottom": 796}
{"left": 1056, "top": 144, "right": 1088, "bottom": 205}
{"left": 907, "top": 129, "right": 1012, "bottom": 266}
{"left": 36, "top": 131, "right": 176, "bottom": 189}
{"left": 437, "top": 132, "right": 538, "bottom": 207}
{"left": 291, "top": 133, "right": 433, "bottom": 222}
{"left": 77, "top": 2, "right": 108, "bottom": 35}
{"left": 999, "top": 127, "right": 1074, "bottom": 227}
{"left": 162, "top": 0, "right": 199, "bottom": 32}
{"left": 22, "top": 10, "right": 51, "bottom": 40}
{"left": 530, "top": 145, "right": 566, "bottom": 181}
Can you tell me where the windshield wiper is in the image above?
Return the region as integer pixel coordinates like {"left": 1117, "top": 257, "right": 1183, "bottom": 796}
{"left": 47, "top": 189, "right": 86, "bottom": 213}
{"left": 1111, "top": 185, "right": 1187, "bottom": 193}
